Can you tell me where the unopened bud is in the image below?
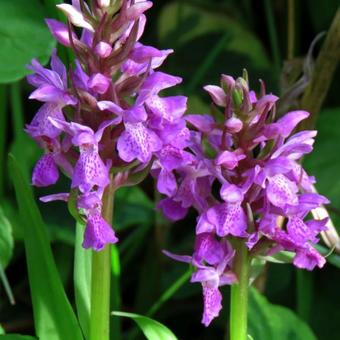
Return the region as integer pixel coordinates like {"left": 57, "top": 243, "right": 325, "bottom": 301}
{"left": 57, "top": 4, "right": 94, "bottom": 32}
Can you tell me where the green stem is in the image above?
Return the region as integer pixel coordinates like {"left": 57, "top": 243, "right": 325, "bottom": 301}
{"left": 110, "top": 245, "right": 121, "bottom": 340}
{"left": 230, "top": 241, "right": 250, "bottom": 340}
{"left": 90, "top": 182, "right": 115, "bottom": 340}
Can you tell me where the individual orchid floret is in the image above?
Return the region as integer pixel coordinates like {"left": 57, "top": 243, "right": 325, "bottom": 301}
{"left": 78, "top": 192, "right": 118, "bottom": 251}
{"left": 164, "top": 233, "right": 236, "bottom": 326}
{"left": 49, "top": 118, "right": 113, "bottom": 193}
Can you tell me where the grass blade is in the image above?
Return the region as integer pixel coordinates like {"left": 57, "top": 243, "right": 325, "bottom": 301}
{"left": 8, "top": 154, "right": 83, "bottom": 340}
{"left": 74, "top": 222, "right": 92, "bottom": 339}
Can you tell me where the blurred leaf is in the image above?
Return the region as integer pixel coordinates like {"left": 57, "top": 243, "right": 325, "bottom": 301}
{"left": 0, "top": 207, "right": 13, "bottom": 269}
{"left": 114, "top": 186, "right": 153, "bottom": 230}
{"left": 8, "top": 155, "right": 83, "bottom": 340}
{"left": 0, "top": 206, "right": 15, "bottom": 305}
{"left": 158, "top": 2, "right": 270, "bottom": 70}
{"left": 304, "top": 107, "right": 340, "bottom": 228}
{"left": 249, "top": 288, "right": 316, "bottom": 339}
{"left": 74, "top": 222, "right": 92, "bottom": 339}
{"left": 0, "top": 326, "right": 4, "bottom": 334}
{"left": 112, "top": 311, "right": 178, "bottom": 340}
{"left": 0, "top": 0, "right": 55, "bottom": 83}
{"left": 0, "top": 336, "right": 37, "bottom": 340}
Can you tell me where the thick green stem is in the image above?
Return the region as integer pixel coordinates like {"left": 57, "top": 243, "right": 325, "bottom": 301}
{"left": 90, "top": 182, "right": 115, "bottom": 340}
{"left": 230, "top": 241, "right": 250, "bottom": 340}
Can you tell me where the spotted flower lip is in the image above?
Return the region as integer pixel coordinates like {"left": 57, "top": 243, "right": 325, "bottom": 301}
{"left": 158, "top": 72, "right": 330, "bottom": 326}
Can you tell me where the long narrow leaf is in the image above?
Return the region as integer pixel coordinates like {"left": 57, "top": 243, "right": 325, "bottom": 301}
{"left": 74, "top": 222, "right": 92, "bottom": 339}
{"left": 112, "top": 311, "right": 177, "bottom": 340}
{"left": 0, "top": 335, "right": 37, "bottom": 340}
{"left": 8, "top": 155, "right": 83, "bottom": 340}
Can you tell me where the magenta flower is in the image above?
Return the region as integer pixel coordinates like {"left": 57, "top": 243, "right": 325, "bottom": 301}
{"left": 157, "top": 72, "right": 330, "bottom": 326}
{"left": 26, "top": 0, "right": 188, "bottom": 251}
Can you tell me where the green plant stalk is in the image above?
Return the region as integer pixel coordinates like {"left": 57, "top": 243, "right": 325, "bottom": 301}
{"left": 230, "top": 240, "right": 250, "bottom": 340}
{"left": 90, "top": 180, "right": 115, "bottom": 340}
{"left": 110, "top": 245, "right": 122, "bottom": 340}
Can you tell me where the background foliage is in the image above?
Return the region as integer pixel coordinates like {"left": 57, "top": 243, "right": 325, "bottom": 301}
{"left": 0, "top": 0, "right": 339, "bottom": 339}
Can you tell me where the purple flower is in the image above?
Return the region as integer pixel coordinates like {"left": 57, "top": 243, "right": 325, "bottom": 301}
{"left": 82, "top": 212, "right": 118, "bottom": 251}
{"left": 50, "top": 118, "right": 112, "bottom": 192}
{"left": 164, "top": 234, "right": 236, "bottom": 326}
{"left": 32, "top": 154, "right": 59, "bottom": 187}
{"left": 156, "top": 71, "right": 330, "bottom": 326}
{"left": 27, "top": 50, "right": 76, "bottom": 106}
{"left": 26, "top": 0, "right": 185, "bottom": 254}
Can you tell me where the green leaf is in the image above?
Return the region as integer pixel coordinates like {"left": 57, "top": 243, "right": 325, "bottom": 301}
{"left": 0, "top": 207, "right": 13, "bottom": 269}
{"left": 248, "top": 288, "right": 316, "bottom": 340}
{"left": 74, "top": 222, "right": 92, "bottom": 339}
{"left": 0, "top": 0, "right": 55, "bottom": 83}
{"left": 0, "top": 335, "right": 37, "bottom": 340}
{"left": 112, "top": 311, "right": 178, "bottom": 340}
{"left": 0, "top": 206, "right": 15, "bottom": 304}
{"left": 8, "top": 155, "right": 83, "bottom": 340}
{"left": 304, "top": 107, "right": 340, "bottom": 229}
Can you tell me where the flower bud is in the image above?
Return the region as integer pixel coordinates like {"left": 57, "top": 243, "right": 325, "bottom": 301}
{"left": 225, "top": 117, "right": 243, "bottom": 133}
{"left": 94, "top": 42, "right": 113, "bottom": 58}
{"left": 88, "top": 73, "right": 111, "bottom": 94}
{"left": 203, "top": 85, "right": 226, "bottom": 107}
{"left": 221, "top": 74, "right": 235, "bottom": 93}
{"left": 57, "top": 4, "right": 94, "bottom": 32}
{"left": 97, "top": 0, "right": 110, "bottom": 9}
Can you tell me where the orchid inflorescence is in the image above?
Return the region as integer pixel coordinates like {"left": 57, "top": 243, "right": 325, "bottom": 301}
{"left": 26, "top": 0, "right": 188, "bottom": 251}
{"left": 25, "top": 0, "right": 329, "bottom": 328}
{"left": 156, "top": 73, "right": 329, "bottom": 326}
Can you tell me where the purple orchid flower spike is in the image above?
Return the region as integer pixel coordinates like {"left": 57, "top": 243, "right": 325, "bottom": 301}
{"left": 26, "top": 0, "right": 187, "bottom": 255}
{"left": 155, "top": 71, "right": 330, "bottom": 327}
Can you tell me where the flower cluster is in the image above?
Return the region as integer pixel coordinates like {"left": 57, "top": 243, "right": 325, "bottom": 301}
{"left": 155, "top": 73, "right": 329, "bottom": 326}
{"left": 26, "top": 0, "right": 188, "bottom": 251}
